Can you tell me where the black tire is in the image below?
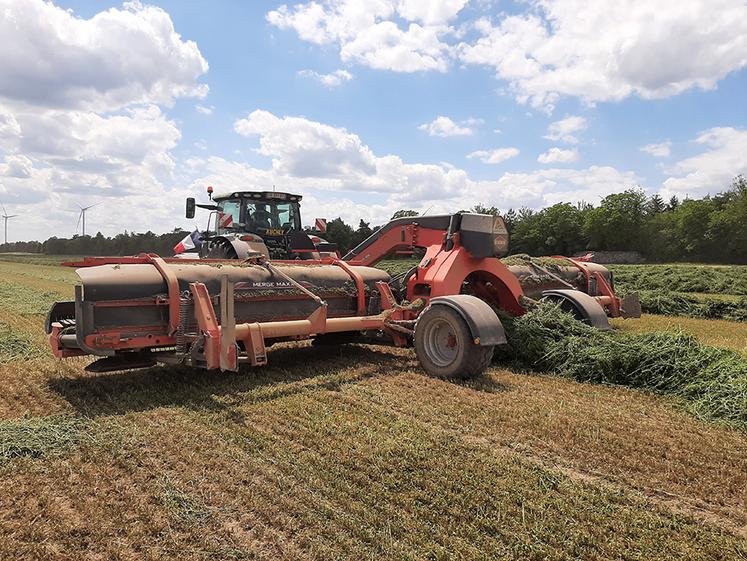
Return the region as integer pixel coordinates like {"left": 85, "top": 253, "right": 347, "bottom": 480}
{"left": 414, "top": 305, "right": 494, "bottom": 379}
{"left": 389, "top": 266, "right": 417, "bottom": 299}
{"left": 206, "top": 240, "right": 238, "bottom": 259}
{"left": 541, "top": 294, "right": 585, "bottom": 321}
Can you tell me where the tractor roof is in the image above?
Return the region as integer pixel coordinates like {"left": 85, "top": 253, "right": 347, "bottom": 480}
{"left": 214, "top": 191, "right": 302, "bottom": 202}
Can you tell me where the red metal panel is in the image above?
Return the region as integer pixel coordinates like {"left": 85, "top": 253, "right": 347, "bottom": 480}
{"left": 330, "top": 258, "right": 366, "bottom": 315}
{"left": 190, "top": 282, "right": 221, "bottom": 370}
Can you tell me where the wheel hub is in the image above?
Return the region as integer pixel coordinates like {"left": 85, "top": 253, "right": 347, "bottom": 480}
{"left": 423, "top": 317, "right": 459, "bottom": 367}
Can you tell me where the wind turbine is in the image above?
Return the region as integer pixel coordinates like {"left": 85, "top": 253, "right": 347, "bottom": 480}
{"left": 72, "top": 202, "right": 102, "bottom": 236}
{"left": 1, "top": 203, "right": 18, "bottom": 245}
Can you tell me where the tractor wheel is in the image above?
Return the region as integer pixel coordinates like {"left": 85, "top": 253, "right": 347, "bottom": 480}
{"left": 414, "top": 305, "right": 493, "bottom": 379}
{"left": 206, "top": 240, "right": 237, "bottom": 259}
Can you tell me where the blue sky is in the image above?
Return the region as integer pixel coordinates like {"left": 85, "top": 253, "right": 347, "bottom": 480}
{"left": 0, "top": 0, "right": 745, "bottom": 240}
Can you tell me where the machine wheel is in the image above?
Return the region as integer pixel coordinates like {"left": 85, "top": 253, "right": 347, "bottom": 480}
{"left": 541, "top": 294, "right": 585, "bottom": 321}
{"left": 541, "top": 289, "right": 611, "bottom": 330}
{"left": 414, "top": 305, "right": 494, "bottom": 379}
{"left": 207, "top": 240, "right": 237, "bottom": 259}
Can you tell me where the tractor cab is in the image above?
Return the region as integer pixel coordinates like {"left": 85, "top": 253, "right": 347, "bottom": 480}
{"left": 186, "top": 188, "right": 331, "bottom": 260}
{"left": 211, "top": 191, "right": 302, "bottom": 257}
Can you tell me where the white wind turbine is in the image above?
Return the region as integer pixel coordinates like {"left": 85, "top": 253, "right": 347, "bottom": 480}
{"left": 1, "top": 203, "right": 18, "bottom": 245}
{"left": 69, "top": 202, "right": 103, "bottom": 236}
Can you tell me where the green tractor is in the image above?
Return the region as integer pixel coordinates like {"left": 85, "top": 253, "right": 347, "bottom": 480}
{"left": 184, "top": 187, "right": 334, "bottom": 260}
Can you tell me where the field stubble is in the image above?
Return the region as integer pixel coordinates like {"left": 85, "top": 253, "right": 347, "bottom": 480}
{"left": 0, "top": 257, "right": 745, "bottom": 560}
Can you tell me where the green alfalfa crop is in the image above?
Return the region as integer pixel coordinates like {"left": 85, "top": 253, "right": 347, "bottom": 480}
{"left": 0, "top": 416, "right": 91, "bottom": 460}
{"left": 0, "top": 323, "right": 44, "bottom": 362}
{"left": 500, "top": 303, "right": 747, "bottom": 429}
{"left": 609, "top": 264, "right": 747, "bottom": 296}
{"left": 637, "top": 291, "right": 747, "bottom": 322}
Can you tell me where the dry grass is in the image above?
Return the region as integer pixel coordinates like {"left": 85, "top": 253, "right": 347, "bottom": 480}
{"left": 613, "top": 314, "right": 747, "bottom": 355}
{"left": 0, "top": 257, "right": 746, "bottom": 559}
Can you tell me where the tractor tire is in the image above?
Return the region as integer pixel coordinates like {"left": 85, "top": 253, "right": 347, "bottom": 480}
{"left": 414, "top": 305, "right": 494, "bottom": 380}
{"left": 206, "top": 240, "right": 238, "bottom": 259}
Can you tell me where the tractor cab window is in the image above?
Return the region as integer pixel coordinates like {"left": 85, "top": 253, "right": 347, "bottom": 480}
{"left": 245, "top": 201, "right": 298, "bottom": 232}
{"left": 276, "top": 205, "right": 292, "bottom": 228}
{"left": 216, "top": 200, "right": 241, "bottom": 233}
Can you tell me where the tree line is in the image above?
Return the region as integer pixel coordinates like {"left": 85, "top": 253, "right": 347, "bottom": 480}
{"left": 0, "top": 230, "right": 189, "bottom": 257}
{"left": 1, "top": 176, "right": 745, "bottom": 263}
{"left": 325, "top": 176, "right": 746, "bottom": 263}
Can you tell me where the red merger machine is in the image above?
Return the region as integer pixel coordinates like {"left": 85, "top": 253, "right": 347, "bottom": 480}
{"left": 47, "top": 213, "right": 640, "bottom": 379}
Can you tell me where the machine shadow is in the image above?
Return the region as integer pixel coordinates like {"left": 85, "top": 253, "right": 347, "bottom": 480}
{"left": 49, "top": 343, "right": 408, "bottom": 418}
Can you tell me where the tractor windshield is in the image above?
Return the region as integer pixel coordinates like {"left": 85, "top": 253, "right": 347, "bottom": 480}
{"left": 246, "top": 201, "right": 298, "bottom": 231}
{"left": 214, "top": 198, "right": 300, "bottom": 234}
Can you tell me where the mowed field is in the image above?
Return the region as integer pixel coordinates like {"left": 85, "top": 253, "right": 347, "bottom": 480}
{"left": 0, "top": 255, "right": 746, "bottom": 560}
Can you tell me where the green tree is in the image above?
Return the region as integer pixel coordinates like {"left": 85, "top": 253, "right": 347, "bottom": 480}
{"left": 647, "top": 194, "right": 666, "bottom": 214}
{"left": 352, "top": 219, "right": 373, "bottom": 247}
{"left": 511, "top": 203, "right": 587, "bottom": 255}
{"left": 673, "top": 198, "right": 717, "bottom": 260}
{"left": 471, "top": 204, "right": 500, "bottom": 216}
{"left": 584, "top": 189, "right": 648, "bottom": 251}
{"left": 502, "top": 209, "right": 518, "bottom": 233}
{"left": 324, "top": 218, "right": 355, "bottom": 253}
{"left": 701, "top": 176, "right": 747, "bottom": 263}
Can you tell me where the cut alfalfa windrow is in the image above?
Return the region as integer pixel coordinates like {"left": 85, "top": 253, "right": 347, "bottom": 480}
{"left": 0, "top": 323, "right": 44, "bottom": 362}
{"left": 0, "top": 416, "right": 90, "bottom": 460}
{"left": 638, "top": 290, "right": 747, "bottom": 322}
{"left": 499, "top": 303, "right": 747, "bottom": 430}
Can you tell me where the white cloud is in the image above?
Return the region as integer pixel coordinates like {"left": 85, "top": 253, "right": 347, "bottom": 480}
{"left": 661, "top": 127, "right": 747, "bottom": 198}
{"left": 195, "top": 105, "right": 215, "bottom": 115}
{"left": 0, "top": 105, "right": 181, "bottom": 209}
{"left": 640, "top": 141, "right": 671, "bottom": 158}
{"left": 0, "top": 0, "right": 208, "bottom": 111}
{"left": 544, "top": 116, "right": 587, "bottom": 144}
{"left": 0, "top": 1, "right": 206, "bottom": 241}
{"left": 187, "top": 154, "right": 638, "bottom": 227}
{"left": 0, "top": 154, "right": 32, "bottom": 178}
{"left": 0, "top": 106, "right": 21, "bottom": 140}
{"left": 458, "top": 0, "right": 747, "bottom": 110}
{"left": 467, "top": 147, "right": 520, "bottom": 164}
{"left": 234, "top": 109, "right": 378, "bottom": 179}
{"left": 488, "top": 166, "right": 639, "bottom": 207}
{"left": 298, "top": 69, "right": 353, "bottom": 87}
{"left": 395, "top": 0, "right": 469, "bottom": 25}
{"left": 537, "top": 147, "right": 578, "bottom": 164}
{"left": 340, "top": 21, "right": 451, "bottom": 72}
{"left": 419, "top": 116, "right": 481, "bottom": 137}
{"left": 267, "top": 1, "right": 747, "bottom": 109}
{"left": 221, "top": 109, "right": 640, "bottom": 220}
{"left": 266, "top": 0, "right": 464, "bottom": 72}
